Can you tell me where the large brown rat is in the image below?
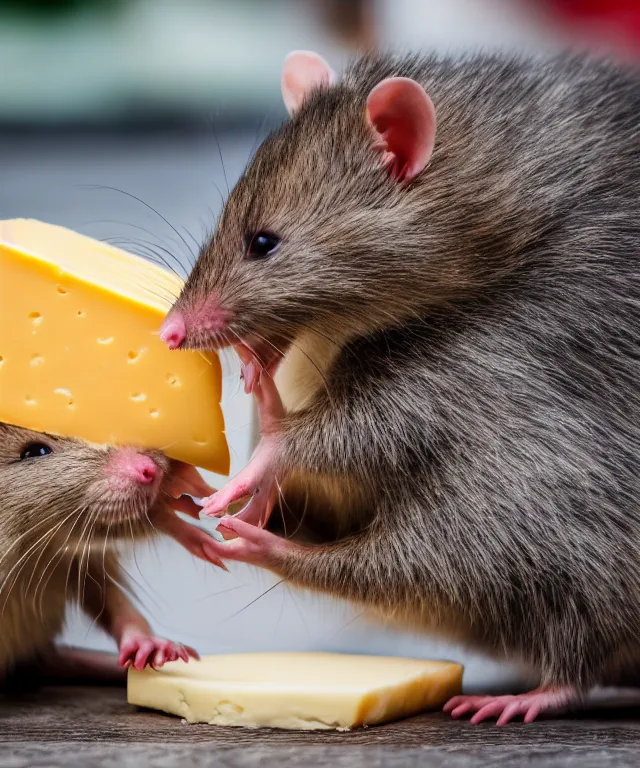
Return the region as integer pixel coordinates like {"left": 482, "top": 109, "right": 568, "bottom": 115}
{"left": 0, "top": 420, "right": 216, "bottom": 686}
{"left": 160, "top": 50, "right": 640, "bottom": 724}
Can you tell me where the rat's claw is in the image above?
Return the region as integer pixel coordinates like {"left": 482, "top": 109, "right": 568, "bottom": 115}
{"left": 235, "top": 343, "right": 285, "bottom": 430}
{"left": 443, "top": 685, "right": 578, "bottom": 725}
{"left": 201, "top": 516, "right": 294, "bottom": 569}
{"left": 241, "top": 360, "right": 259, "bottom": 395}
{"left": 201, "top": 435, "right": 279, "bottom": 528}
{"left": 167, "top": 462, "right": 214, "bottom": 500}
{"left": 118, "top": 635, "right": 199, "bottom": 671}
{"left": 152, "top": 507, "right": 228, "bottom": 571}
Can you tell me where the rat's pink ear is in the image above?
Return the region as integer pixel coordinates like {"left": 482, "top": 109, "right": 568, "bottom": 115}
{"left": 281, "top": 50, "right": 336, "bottom": 115}
{"left": 366, "top": 77, "right": 436, "bottom": 183}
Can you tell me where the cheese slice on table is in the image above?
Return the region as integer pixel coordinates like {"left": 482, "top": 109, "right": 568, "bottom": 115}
{"left": 127, "top": 652, "right": 463, "bottom": 730}
{"left": 0, "top": 219, "right": 229, "bottom": 474}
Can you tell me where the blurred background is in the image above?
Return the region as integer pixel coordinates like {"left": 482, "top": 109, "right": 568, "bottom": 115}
{"left": 2, "top": 0, "right": 639, "bottom": 693}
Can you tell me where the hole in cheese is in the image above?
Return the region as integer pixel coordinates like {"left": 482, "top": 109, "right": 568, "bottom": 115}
{"left": 30, "top": 354, "right": 45, "bottom": 367}
{"left": 29, "top": 312, "right": 43, "bottom": 327}
{"left": 166, "top": 374, "right": 181, "bottom": 388}
{"left": 56, "top": 285, "right": 68, "bottom": 295}
{"left": 97, "top": 336, "right": 114, "bottom": 345}
{"left": 54, "top": 388, "right": 75, "bottom": 409}
{"left": 131, "top": 393, "right": 147, "bottom": 403}
{"left": 0, "top": 355, "right": 4, "bottom": 367}
{"left": 149, "top": 408, "right": 159, "bottom": 418}
{"left": 77, "top": 310, "right": 86, "bottom": 318}
{"left": 127, "top": 349, "right": 144, "bottom": 363}
{"left": 25, "top": 395, "right": 37, "bottom": 406}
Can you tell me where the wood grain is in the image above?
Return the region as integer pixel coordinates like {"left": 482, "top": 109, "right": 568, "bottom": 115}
{"left": 0, "top": 686, "right": 639, "bottom": 767}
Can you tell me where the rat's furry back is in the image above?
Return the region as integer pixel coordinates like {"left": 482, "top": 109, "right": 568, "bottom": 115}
{"left": 182, "top": 52, "right": 640, "bottom": 690}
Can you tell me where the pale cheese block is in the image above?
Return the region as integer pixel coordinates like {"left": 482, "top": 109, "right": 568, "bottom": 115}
{"left": 127, "top": 652, "right": 463, "bottom": 730}
{"left": 0, "top": 219, "right": 229, "bottom": 474}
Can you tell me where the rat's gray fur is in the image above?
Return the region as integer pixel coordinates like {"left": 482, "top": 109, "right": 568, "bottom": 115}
{"left": 177, "top": 52, "right": 640, "bottom": 691}
{"left": 0, "top": 423, "right": 170, "bottom": 677}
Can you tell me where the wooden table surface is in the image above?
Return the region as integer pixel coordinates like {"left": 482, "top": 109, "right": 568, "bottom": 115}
{"left": 1, "top": 686, "right": 640, "bottom": 767}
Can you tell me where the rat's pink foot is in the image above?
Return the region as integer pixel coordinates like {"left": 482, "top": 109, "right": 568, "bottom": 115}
{"left": 201, "top": 516, "right": 296, "bottom": 569}
{"left": 118, "top": 634, "right": 199, "bottom": 671}
{"left": 443, "top": 685, "right": 579, "bottom": 725}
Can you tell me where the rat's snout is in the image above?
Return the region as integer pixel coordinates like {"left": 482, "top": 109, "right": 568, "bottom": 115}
{"left": 127, "top": 455, "right": 157, "bottom": 485}
{"left": 161, "top": 298, "right": 232, "bottom": 351}
{"left": 159, "top": 313, "right": 186, "bottom": 350}
{"left": 107, "top": 449, "right": 162, "bottom": 489}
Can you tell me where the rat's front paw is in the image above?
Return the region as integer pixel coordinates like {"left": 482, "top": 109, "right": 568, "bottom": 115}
{"left": 201, "top": 516, "right": 295, "bottom": 569}
{"left": 201, "top": 436, "right": 280, "bottom": 528}
{"left": 118, "top": 634, "right": 199, "bottom": 671}
{"left": 201, "top": 342, "right": 286, "bottom": 526}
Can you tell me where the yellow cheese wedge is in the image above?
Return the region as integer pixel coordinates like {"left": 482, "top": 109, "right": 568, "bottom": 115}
{"left": 127, "top": 652, "right": 463, "bottom": 730}
{"left": 0, "top": 219, "right": 229, "bottom": 474}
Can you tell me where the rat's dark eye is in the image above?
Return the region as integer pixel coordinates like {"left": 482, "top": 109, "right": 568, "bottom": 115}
{"left": 20, "top": 443, "right": 53, "bottom": 460}
{"left": 245, "top": 231, "right": 280, "bottom": 260}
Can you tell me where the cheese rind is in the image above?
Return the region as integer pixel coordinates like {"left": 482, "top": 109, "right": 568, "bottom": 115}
{"left": 127, "top": 652, "right": 463, "bottom": 729}
{"left": 0, "top": 219, "right": 229, "bottom": 474}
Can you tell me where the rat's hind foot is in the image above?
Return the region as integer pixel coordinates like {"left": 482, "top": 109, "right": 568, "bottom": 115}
{"left": 201, "top": 516, "right": 297, "bottom": 569}
{"left": 118, "top": 634, "right": 199, "bottom": 671}
{"left": 443, "top": 685, "right": 579, "bottom": 725}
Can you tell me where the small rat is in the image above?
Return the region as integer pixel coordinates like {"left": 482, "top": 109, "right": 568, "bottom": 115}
{"left": 0, "top": 420, "right": 216, "bottom": 686}
{"left": 160, "top": 50, "right": 640, "bottom": 724}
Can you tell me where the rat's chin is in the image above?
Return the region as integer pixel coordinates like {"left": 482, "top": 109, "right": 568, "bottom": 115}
{"left": 93, "top": 505, "right": 154, "bottom": 539}
{"left": 87, "top": 484, "right": 162, "bottom": 533}
{"left": 100, "top": 508, "right": 147, "bottom": 529}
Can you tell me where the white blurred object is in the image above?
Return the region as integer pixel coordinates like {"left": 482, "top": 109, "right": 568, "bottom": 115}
{"left": 0, "top": 0, "right": 344, "bottom": 123}
{"left": 374, "top": 0, "right": 565, "bottom": 54}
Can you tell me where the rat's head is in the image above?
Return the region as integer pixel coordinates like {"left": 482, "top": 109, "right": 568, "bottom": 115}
{"left": 0, "top": 422, "right": 175, "bottom": 545}
{"left": 161, "top": 51, "right": 438, "bottom": 367}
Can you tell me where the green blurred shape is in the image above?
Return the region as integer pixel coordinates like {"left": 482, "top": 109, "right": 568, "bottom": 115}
{"left": 0, "top": 0, "right": 123, "bottom": 18}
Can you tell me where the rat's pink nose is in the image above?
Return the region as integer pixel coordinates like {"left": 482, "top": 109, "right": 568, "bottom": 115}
{"left": 160, "top": 313, "right": 186, "bottom": 350}
{"left": 120, "top": 454, "right": 158, "bottom": 485}
{"left": 133, "top": 456, "right": 158, "bottom": 485}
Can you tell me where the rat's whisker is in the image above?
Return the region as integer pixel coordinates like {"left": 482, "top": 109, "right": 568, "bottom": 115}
{"left": 77, "top": 508, "right": 99, "bottom": 609}
{"left": 103, "top": 237, "right": 186, "bottom": 282}
{"left": 34, "top": 505, "right": 90, "bottom": 621}
{"left": 212, "top": 129, "right": 230, "bottom": 197}
{"left": 219, "top": 579, "right": 287, "bottom": 624}
{"left": 85, "top": 218, "right": 187, "bottom": 277}
{"left": 0, "top": 508, "right": 79, "bottom": 616}
{"left": 193, "top": 583, "right": 247, "bottom": 604}
{"left": 127, "top": 517, "right": 162, "bottom": 604}
{"left": 118, "top": 558, "right": 164, "bottom": 615}
{"left": 78, "top": 185, "right": 197, "bottom": 262}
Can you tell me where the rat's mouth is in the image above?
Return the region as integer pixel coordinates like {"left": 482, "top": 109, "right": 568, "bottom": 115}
{"left": 239, "top": 336, "right": 288, "bottom": 378}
